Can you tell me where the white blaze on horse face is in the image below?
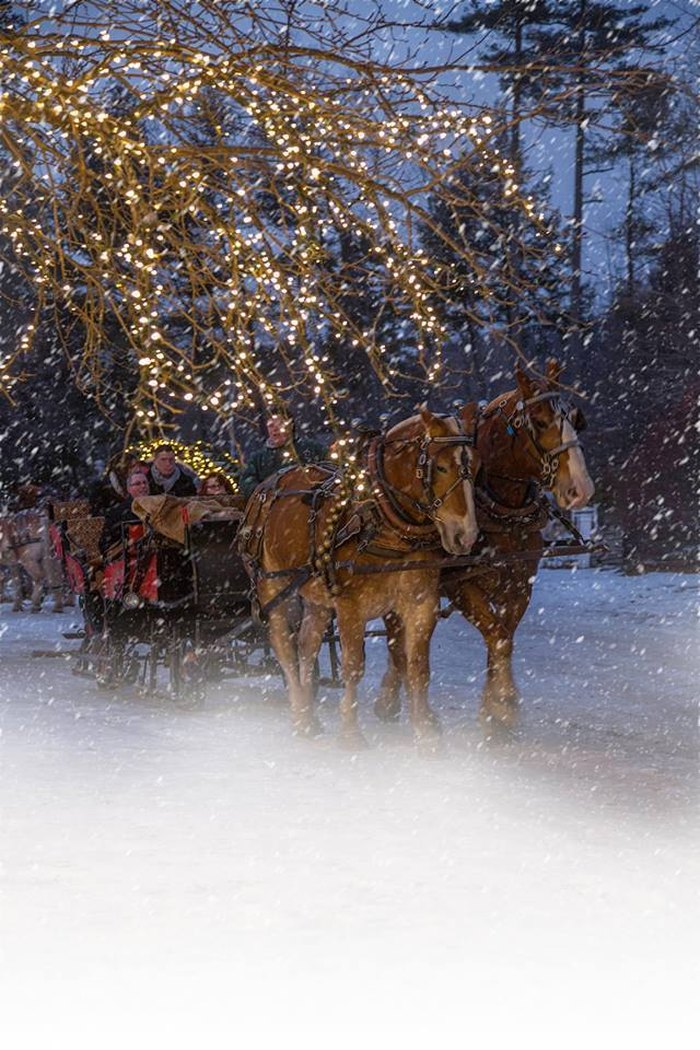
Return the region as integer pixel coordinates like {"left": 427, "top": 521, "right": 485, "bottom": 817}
{"left": 554, "top": 417, "right": 595, "bottom": 510}
{"left": 434, "top": 424, "right": 478, "bottom": 555}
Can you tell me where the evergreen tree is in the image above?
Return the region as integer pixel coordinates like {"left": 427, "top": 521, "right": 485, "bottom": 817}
{"left": 445, "top": 2, "right": 674, "bottom": 358}
{"left": 419, "top": 139, "right": 570, "bottom": 390}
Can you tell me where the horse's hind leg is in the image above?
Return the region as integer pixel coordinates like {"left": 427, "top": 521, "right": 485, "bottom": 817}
{"left": 267, "top": 601, "right": 316, "bottom": 736}
{"left": 374, "top": 612, "right": 404, "bottom": 722}
{"left": 335, "top": 604, "right": 368, "bottom": 748}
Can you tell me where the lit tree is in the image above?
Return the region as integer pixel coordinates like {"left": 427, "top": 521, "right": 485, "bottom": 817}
{"left": 0, "top": 0, "right": 559, "bottom": 440}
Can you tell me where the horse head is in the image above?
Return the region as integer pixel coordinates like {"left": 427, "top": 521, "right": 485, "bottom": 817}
{"left": 469, "top": 359, "right": 594, "bottom": 510}
{"left": 513, "top": 359, "right": 594, "bottom": 509}
{"left": 381, "top": 407, "right": 479, "bottom": 555}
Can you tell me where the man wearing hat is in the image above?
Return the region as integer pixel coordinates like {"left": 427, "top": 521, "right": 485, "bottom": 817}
{"left": 239, "top": 414, "right": 326, "bottom": 500}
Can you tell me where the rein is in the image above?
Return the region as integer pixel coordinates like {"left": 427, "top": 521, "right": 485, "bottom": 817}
{"left": 246, "top": 419, "right": 476, "bottom": 618}
{"left": 480, "top": 389, "right": 582, "bottom": 489}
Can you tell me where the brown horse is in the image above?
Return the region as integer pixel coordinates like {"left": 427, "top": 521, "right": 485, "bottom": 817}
{"left": 376, "top": 360, "right": 595, "bottom": 730}
{"left": 239, "top": 407, "right": 479, "bottom": 746}
{"left": 0, "top": 508, "right": 69, "bottom": 612}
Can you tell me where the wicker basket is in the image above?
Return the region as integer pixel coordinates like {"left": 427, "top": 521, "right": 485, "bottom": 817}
{"left": 66, "top": 517, "right": 104, "bottom": 560}
{"left": 51, "top": 499, "right": 91, "bottom": 522}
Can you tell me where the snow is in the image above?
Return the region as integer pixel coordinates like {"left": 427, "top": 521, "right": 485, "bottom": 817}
{"left": 1, "top": 569, "right": 698, "bottom": 1048}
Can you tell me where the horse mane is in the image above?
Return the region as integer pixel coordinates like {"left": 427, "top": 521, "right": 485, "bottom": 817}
{"left": 385, "top": 412, "right": 461, "bottom": 443}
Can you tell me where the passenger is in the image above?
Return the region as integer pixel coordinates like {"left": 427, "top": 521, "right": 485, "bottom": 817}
{"left": 147, "top": 445, "right": 197, "bottom": 498}
{"left": 239, "top": 413, "right": 327, "bottom": 500}
{"left": 99, "top": 469, "right": 151, "bottom": 555}
{"left": 89, "top": 452, "right": 149, "bottom": 514}
{"left": 198, "top": 473, "right": 236, "bottom": 498}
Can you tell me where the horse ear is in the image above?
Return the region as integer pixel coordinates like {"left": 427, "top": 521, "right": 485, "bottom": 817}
{"left": 546, "top": 358, "right": 564, "bottom": 386}
{"left": 515, "top": 363, "right": 536, "bottom": 399}
{"left": 418, "top": 402, "right": 434, "bottom": 431}
{"left": 460, "top": 401, "right": 478, "bottom": 434}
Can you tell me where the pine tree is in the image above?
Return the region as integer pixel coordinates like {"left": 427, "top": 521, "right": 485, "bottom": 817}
{"left": 419, "top": 138, "right": 570, "bottom": 392}
{"left": 445, "top": 1, "right": 674, "bottom": 358}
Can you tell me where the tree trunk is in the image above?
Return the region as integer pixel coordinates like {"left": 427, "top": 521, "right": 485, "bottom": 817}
{"left": 568, "top": 1, "right": 587, "bottom": 363}
{"left": 626, "top": 155, "right": 636, "bottom": 299}
{"left": 508, "top": 21, "right": 523, "bottom": 354}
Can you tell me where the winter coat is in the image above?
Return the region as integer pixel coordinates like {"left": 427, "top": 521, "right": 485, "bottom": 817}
{"left": 146, "top": 466, "right": 197, "bottom": 498}
{"left": 99, "top": 499, "right": 141, "bottom": 555}
{"left": 238, "top": 437, "right": 327, "bottom": 499}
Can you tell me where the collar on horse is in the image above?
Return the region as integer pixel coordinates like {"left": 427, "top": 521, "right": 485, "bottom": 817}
{"left": 367, "top": 424, "right": 473, "bottom": 544}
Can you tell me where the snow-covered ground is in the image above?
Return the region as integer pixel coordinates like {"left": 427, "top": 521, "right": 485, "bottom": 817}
{"left": 1, "top": 569, "right": 697, "bottom": 1048}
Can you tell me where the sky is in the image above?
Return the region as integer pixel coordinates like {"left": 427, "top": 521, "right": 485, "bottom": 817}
{"left": 348, "top": 0, "right": 698, "bottom": 300}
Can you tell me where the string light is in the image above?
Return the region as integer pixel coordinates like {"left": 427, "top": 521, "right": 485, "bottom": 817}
{"left": 0, "top": 0, "right": 561, "bottom": 438}
{"left": 127, "top": 438, "right": 239, "bottom": 490}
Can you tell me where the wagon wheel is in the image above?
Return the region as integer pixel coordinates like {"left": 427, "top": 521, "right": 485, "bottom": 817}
{"left": 92, "top": 633, "right": 140, "bottom": 688}
{"left": 94, "top": 636, "right": 123, "bottom": 688}
{"left": 168, "top": 637, "right": 207, "bottom": 705}
{"left": 73, "top": 631, "right": 103, "bottom": 677}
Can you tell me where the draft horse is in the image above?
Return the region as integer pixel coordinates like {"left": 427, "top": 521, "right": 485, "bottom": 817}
{"left": 0, "top": 506, "right": 68, "bottom": 613}
{"left": 240, "top": 407, "right": 479, "bottom": 745}
{"left": 376, "top": 360, "right": 595, "bottom": 730}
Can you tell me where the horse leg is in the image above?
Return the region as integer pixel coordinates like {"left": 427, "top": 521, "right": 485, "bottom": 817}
{"left": 266, "top": 601, "right": 316, "bottom": 736}
{"left": 374, "top": 611, "right": 405, "bottom": 722}
{"left": 452, "top": 581, "right": 520, "bottom": 729}
{"left": 397, "top": 592, "right": 441, "bottom": 744}
{"left": 45, "top": 551, "right": 64, "bottom": 612}
{"left": 9, "top": 561, "right": 23, "bottom": 611}
{"left": 27, "top": 564, "right": 44, "bottom": 613}
{"left": 297, "top": 602, "right": 332, "bottom": 731}
{"left": 335, "top": 604, "right": 368, "bottom": 748}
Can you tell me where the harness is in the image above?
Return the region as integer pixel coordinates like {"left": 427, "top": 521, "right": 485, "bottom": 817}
{"left": 480, "top": 389, "right": 584, "bottom": 491}
{"left": 241, "top": 419, "right": 475, "bottom": 617}
{"left": 367, "top": 428, "right": 473, "bottom": 546}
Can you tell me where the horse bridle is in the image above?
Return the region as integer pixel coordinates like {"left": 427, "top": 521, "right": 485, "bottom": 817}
{"left": 376, "top": 421, "right": 474, "bottom": 526}
{"left": 484, "top": 390, "right": 584, "bottom": 489}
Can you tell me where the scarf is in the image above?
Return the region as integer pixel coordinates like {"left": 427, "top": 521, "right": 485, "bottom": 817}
{"left": 150, "top": 462, "right": 182, "bottom": 493}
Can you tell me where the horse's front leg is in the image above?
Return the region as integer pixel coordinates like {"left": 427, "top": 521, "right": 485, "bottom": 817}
{"left": 265, "top": 599, "right": 314, "bottom": 736}
{"left": 397, "top": 584, "right": 441, "bottom": 744}
{"left": 334, "top": 603, "right": 368, "bottom": 749}
{"left": 297, "top": 602, "right": 332, "bottom": 732}
{"left": 44, "top": 545, "right": 66, "bottom": 612}
{"left": 374, "top": 611, "right": 405, "bottom": 722}
{"left": 10, "top": 562, "right": 23, "bottom": 611}
{"left": 451, "top": 580, "right": 520, "bottom": 729}
{"left": 28, "top": 568, "right": 43, "bottom": 613}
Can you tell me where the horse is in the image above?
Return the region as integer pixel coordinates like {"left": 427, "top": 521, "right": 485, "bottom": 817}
{"left": 375, "top": 359, "right": 595, "bottom": 731}
{"left": 0, "top": 507, "right": 69, "bottom": 613}
{"left": 239, "top": 406, "right": 479, "bottom": 746}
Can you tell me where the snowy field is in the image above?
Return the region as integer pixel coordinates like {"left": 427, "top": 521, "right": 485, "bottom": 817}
{"left": 1, "top": 569, "right": 697, "bottom": 1048}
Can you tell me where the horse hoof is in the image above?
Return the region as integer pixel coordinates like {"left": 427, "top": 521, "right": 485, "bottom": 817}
{"left": 413, "top": 714, "right": 443, "bottom": 746}
{"left": 293, "top": 716, "right": 324, "bottom": 739}
{"left": 479, "top": 710, "right": 517, "bottom": 743}
{"left": 337, "top": 729, "right": 369, "bottom": 751}
{"left": 30, "top": 607, "right": 42, "bottom": 615}
{"left": 416, "top": 732, "right": 445, "bottom": 758}
{"left": 374, "top": 696, "right": 401, "bottom": 723}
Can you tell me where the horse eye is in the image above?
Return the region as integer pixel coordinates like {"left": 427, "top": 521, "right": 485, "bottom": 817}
{"left": 533, "top": 417, "right": 548, "bottom": 431}
{"left": 435, "top": 464, "right": 448, "bottom": 474}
